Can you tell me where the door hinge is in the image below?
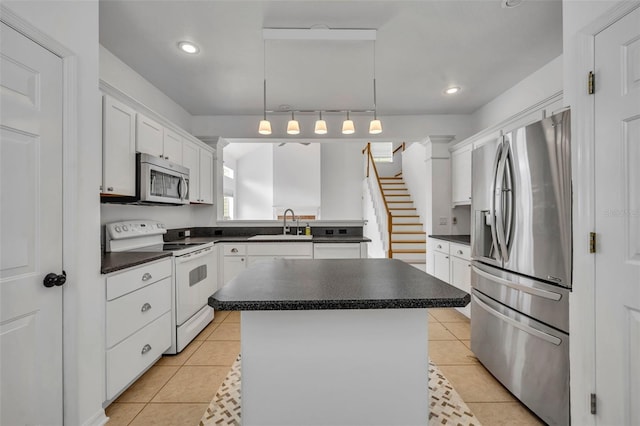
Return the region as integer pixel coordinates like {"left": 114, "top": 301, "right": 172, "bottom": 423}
{"left": 588, "top": 71, "right": 595, "bottom": 95}
{"left": 590, "top": 393, "right": 597, "bottom": 414}
{"left": 589, "top": 232, "right": 597, "bottom": 254}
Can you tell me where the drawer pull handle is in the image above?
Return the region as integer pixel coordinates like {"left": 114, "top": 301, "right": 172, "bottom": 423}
{"left": 142, "top": 273, "right": 152, "bottom": 281}
{"left": 231, "top": 248, "right": 238, "bottom": 253}
{"left": 437, "top": 245, "right": 442, "bottom": 249}
{"left": 141, "top": 303, "right": 152, "bottom": 313}
{"left": 457, "top": 250, "right": 463, "bottom": 255}
{"left": 141, "top": 344, "right": 152, "bottom": 355}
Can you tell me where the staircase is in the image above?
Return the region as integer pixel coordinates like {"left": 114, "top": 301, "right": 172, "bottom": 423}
{"left": 379, "top": 173, "right": 427, "bottom": 271}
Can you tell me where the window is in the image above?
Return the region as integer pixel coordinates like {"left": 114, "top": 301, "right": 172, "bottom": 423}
{"left": 223, "top": 196, "right": 235, "bottom": 220}
{"left": 223, "top": 165, "right": 235, "bottom": 179}
{"left": 371, "top": 142, "right": 393, "bottom": 163}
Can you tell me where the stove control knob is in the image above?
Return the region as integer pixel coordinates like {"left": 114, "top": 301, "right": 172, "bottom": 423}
{"left": 115, "top": 226, "right": 121, "bottom": 233}
{"left": 123, "top": 225, "right": 129, "bottom": 231}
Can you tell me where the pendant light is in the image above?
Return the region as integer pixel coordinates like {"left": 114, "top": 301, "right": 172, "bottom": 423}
{"left": 287, "top": 112, "right": 300, "bottom": 135}
{"left": 342, "top": 111, "right": 355, "bottom": 134}
{"left": 314, "top": 111, "right": 327, "bottom": 135}
{"left": 258, "top": 41, "right": 272, "bottom": 135}
{"left": 369, "top": 42, "right": 383, "bottom": 135}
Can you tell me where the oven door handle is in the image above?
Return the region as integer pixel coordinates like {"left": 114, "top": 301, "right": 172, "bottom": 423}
{"left": 472, "top": 293, "right": 562, "bottom": 345}
{"left": 175, "top": 246, "right": 213, "bottom": 263}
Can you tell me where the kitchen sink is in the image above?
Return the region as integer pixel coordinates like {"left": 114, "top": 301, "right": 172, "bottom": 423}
{"left": 247, "top": 234, "right": 313, "bottom": 241}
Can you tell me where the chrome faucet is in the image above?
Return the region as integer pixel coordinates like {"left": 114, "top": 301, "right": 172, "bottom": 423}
{"left": 283, "top": 208, "right": 296, "bottom": 235}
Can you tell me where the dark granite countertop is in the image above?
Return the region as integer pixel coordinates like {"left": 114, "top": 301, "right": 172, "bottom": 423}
{"left": 171, "top": 235, "right": 371, "bottom": 244}
{"left": 101, "top": 252, "right": 172, "bottom": 274}
{"left": 209, "top": 258, "right": 470, "bottom": 311}
{"left": 428, "top": 234, "right": 471, "bottom": 245}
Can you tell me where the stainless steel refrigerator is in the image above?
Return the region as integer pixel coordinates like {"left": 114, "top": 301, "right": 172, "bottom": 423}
{"left": 471, "top": 109, "right": 571, "bottom": 425}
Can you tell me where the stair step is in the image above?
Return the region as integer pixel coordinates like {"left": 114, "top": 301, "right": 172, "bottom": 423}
{"left": 391, "top": 242, "right": 426, "bottom": 250}
{"left": 392, "top": 224, "right": 424, "bottom": 232}
{"left": 385, "top": 195, "right": 411, "bottom": 202}
{"left": 393, "top": 249, "right": 427, "bottom": 254}
{"left": 383, "top": 190, "right": 409, "bottom": 196}
{"left": 392, "top": 252, "right": 426, "bottom": 261}
{"left": 391, "top": 233, "right": 426, "bottom": 241}
{"left": 392, "top": 216, "right": 420, "bottom": 224}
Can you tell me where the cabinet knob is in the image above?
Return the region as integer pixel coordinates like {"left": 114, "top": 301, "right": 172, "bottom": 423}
{"left": 445, "top": 256, "right": 449, "bottom": 259}
{"left": 141, "top": 272, "right": 152, "bottom": 281}
{"left": 141, "top": 344, "right": 152, "bottom": 355}
{"left": 141, "top": 302, "right": 152, "bottom": 313}
{"left": 437, "top": 245, "right": 442, "bottom": 249}
{"left": 231, "top": 248, "right": 238, "bottom": 253}
{"left": 457, "top": 250, "right": 463, "bottom": 255}
{"left": 107, "top": 187, "right": 114, "bottom": 192}
{"left": 241, "top": 258, "right": 245, "bottom": 262}
{"left": 165, "top": 156, "right": 169, "bottom": 160}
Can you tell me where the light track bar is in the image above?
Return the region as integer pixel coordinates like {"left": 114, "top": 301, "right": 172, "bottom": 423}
{"left": 263, "top": 28, "right": 376, "bottom": 41}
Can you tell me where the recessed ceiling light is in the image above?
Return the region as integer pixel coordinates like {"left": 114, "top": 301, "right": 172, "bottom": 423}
{"left": 444, "top": 86, "right": 461, "bottom": 95}
{"left": 178, "top": 41, "right": 199, "bottom": 54}
{"left": 501, "top": 0, "right": 524, "bottom": 8}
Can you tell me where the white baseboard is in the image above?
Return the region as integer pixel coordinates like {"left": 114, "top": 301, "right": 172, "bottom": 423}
{"left": 81, "top": 409, "right": 108, "bottom": 426}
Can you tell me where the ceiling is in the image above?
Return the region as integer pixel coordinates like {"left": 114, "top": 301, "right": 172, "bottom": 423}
{"left": 99, "top": 0, "right": 562, "bottom": 117}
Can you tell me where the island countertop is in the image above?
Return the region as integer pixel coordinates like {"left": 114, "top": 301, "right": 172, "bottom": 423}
{"left": 209, "top": 258, "right": 470, "bottom": 311}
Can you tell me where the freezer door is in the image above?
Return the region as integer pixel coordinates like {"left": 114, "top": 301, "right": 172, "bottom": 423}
{"left": 503, "top": 110, "right": 572, "bottom": 287}
{"left": 471, "top": 136, "right": 504, "bottom": 268}
{"left": 471, "top": 289, "right": 569, "bottom": 426}
{"left": 471, "top": 261, "right": 569, "bottom": 333}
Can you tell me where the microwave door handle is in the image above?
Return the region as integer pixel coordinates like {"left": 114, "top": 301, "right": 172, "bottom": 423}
{"left": 495, "top": 138, "right": 510, "bottom": 262}
{"left": 178, "top": 176, "right": 187, "bottom": 202}
{"left": 489, "top": 140, "right": 504, "bottom": 260}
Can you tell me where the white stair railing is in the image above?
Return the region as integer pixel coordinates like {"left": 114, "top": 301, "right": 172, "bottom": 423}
{"left": 362, "top": 143, "right": 392, "bottom": 257}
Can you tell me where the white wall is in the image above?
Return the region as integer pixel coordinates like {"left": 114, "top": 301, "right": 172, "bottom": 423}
{"left": 273, "top": 143, "right": 321, "bottom": 216}
{"left": 100, "top": 45, "right": 193, "bottom": 131}
{"left": 236, "top": 144, "right": 274, "bottom": 220}
{"left": 470, "top": 55, "right": 563, "bottom": 133}
{"left": 401, "top": 142, "right": 428, "bottom": 228}
{"left": 3, "top": 1, "right": 103, "bottom": 425}
{"left": 101, "top": 204, "right": 216, "bottom": 231}
{"left": 321, "top": 143, "right": 364, "bottom": 220}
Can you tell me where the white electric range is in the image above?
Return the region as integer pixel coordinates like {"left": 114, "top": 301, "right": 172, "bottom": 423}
{"left": 106, "top": 220, "right": 216, "bottom": 354}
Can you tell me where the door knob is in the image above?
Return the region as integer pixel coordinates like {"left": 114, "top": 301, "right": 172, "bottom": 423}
{"left": 43, "top": 271, "right": 66, "bottom": 288}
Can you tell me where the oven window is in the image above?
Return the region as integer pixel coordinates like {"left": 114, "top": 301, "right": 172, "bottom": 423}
{"left": 189, "top": 265, "right": 208, "bottom": 286}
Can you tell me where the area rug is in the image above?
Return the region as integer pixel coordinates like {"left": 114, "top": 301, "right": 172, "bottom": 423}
{"left": 199, "top": 355, "right": 481, "bottom": 426}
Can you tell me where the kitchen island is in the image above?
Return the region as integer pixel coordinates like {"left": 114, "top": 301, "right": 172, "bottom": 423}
{"left": 209, "top": 258, "right": 469, "bottom": 426}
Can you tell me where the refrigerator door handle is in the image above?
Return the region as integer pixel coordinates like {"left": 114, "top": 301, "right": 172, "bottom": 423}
{"left": 472, "top": 265, "right": 562, "bottom": 301}
{"left": 472, "top": 293, "right": 562, "bottom": 345}
{"left": 489, "top": 140, "right": 504, "bottom": 260}
{"left": 495, "top": 139, "right": 510, "bottom": 261}
{"left": 502, "top": 144, "right": 515, "bottom": 253}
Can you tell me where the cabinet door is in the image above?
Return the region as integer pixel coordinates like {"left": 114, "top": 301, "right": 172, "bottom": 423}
{"left": 163, "top": 128, "right": 183, "bottom": 164}
{"left": 182, "top": 140, "right": 200, "bottom": 203}
{"left": 102, "top": 95, "right": 136, "bottom": 195}
{"left": 450, "top": 256, "right": 471, "bottom": 317}
{"left": 199, "top": 148, "right": 213, "bottom": 204}
{"left": 136, "top": 113, "right": 163, "bottom": 157}
{"left": 451, "top": 145, "right": 472, "bottom": 205}
{"left": 433, "top": 250, "right": 450, "bottom": 283}
{"left": 223, "top": 256, "right": 246, "bottom": 286}
{"left": 313, "top": 243, "right": 362, "bottom": 259}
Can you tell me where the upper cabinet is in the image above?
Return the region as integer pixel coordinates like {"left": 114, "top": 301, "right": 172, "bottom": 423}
{"left": 102, "top": 95, "right": 136, "bottom": 196}
{"left": 451, "top": 144, "right": 472, "bottom": 206}
{"left": 136, "top": 113, "right": 184, "bottom": 164}
{"left": 183, "top": 139, "right": 213, "bottom": 204}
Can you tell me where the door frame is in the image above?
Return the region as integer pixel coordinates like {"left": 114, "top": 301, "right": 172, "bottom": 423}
{"left": 569, "top": 1, "right": 640, "bottom": 425}
{"left": 0, "top": 5, "right": 82, "bottom": 425}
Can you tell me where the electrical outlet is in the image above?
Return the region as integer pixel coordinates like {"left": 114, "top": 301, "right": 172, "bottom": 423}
{"left": 184, "top": 229, "right": 191, "bottom": 237}
{"left": 452, "top": 217, "right": 457, "bottom": 225}
{"left": 439, "top": 217, "right": 447, "bottom": 225}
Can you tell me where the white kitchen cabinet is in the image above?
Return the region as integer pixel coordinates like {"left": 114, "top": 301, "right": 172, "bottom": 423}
{"left": 451, "top": 145, "right": 472, "bottom": 206}
{"left": 433, "top": 250, "right": 450, "bottom": 283}
{"left": 136, "top": 113, "right": 164, "bottom": 157}
{"left": 104, "top": 258, "right": 172, "bottom": 401}
{"left": 102, "top": 95, "right": 136, "bottom": 196}
{"left": 247, "top": 243, "right": 313, "bottom": 266}
{"left": 221, "top": 244, "right": 247, "bottom": 286}
{"left": 162, "top": 128, "right": 183, "bottom": 164}
{"left": 449, "top": 242, "right": 471, "bottom": 318}
{"left": 313, "top": 243, "right": 367, "bottom": 259}
{"left": 182, "top": 139, "right": 214, "bottom": 204}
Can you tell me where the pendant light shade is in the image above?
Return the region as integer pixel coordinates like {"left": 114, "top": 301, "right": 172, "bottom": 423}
{"left": 369, "top": 119, "right": 382, "bottom": 134}
{"left": 342, "top": 111, "right": 355, "bottom": 135}
{"left": 259, "top": 120, "right": 272, "bottom": 135}
{"left": 314, "top": 112, "right": 327, "bottom": 135}
{"left": 287, "top": 112, "right": 300, "bottom": 135}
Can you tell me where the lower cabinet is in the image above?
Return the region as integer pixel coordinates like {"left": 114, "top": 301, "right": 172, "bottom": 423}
{"left": 313, "top": 243, "right": 367, "bottom": 259}
{"left": 104, "top": 258, "right": 172, "bottom": 402}
{"left": 221, "top": 244, "right": 247, "bottom": 287}
{"left": 427, "top": 238, "right": 471, "bottom": 318}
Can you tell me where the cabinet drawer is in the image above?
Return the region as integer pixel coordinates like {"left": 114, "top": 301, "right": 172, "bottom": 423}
{"left": 432, "top": 240, "right": 450, "bottom": 253}
{"left": 106, "top": 311, "right": 171, "bottom": 400}
{"left": 313, "top": 243, "right": 362, "bottom": 259}
{"left": 223, "top": 244, "right": 246, "bottom": 256}
{"left": 106, "top": 277, "right": 171, "bottom": 348}
{"left": 247, "top": 243, "right": 312, "bottom": 256}
{"left": 106, "top": 258, "right": 172, "bottom": 301}
{"left": 450, "top": 243, "right": 471, "bottom": 260}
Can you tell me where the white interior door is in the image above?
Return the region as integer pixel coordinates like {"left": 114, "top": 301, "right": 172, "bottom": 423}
{"left": 594, "top": 7, "right": 640, "bottom": 425}
{"left": 0, "top": 22, "right": 64, "bottom": 425}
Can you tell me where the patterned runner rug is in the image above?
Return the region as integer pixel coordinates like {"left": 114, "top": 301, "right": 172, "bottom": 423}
{"left": 199, "top": 355, "right": 481, "bottom": 426}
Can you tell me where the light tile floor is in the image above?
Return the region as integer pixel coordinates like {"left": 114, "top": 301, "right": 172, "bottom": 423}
{"left": 105, "top": 309, "right": 543, "bottom": 426}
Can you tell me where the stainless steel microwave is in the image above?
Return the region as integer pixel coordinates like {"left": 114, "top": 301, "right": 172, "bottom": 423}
{"left": 100, "top": 153, "right": 190, "bottom": 205}
{"left": 138, "top": 153, "right": 189, "bottom": 205}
